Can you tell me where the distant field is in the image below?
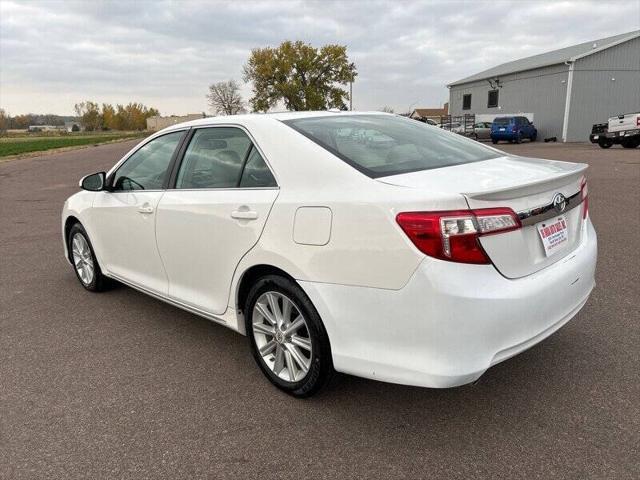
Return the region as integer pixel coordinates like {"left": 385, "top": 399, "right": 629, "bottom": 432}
{"left": 0, "top": 132, "right": 147, "bottom": 157}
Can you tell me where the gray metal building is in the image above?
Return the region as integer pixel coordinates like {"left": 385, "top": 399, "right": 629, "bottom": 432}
{"left": 448, "top": 31, "right": 640, "bottom": 142}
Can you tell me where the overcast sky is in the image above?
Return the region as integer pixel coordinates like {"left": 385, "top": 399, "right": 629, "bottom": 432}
{"left": 1, "top": 0, "right": 639, "bottom": 116}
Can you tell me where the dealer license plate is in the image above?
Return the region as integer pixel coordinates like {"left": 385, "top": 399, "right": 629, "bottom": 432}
{"left": 536, "top": 215, "right": 568, "bottom": 256}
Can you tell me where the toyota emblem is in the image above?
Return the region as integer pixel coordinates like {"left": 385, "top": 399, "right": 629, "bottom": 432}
{"left": 552, "top": 193, "right": 567, "bottom": 213}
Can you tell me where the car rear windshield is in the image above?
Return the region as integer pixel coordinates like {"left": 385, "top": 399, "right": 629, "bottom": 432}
{"left": 283, "top": 115, "right": 501, "bottom": 178}
{"left": 492, "top": 117, "right": 512, "bottom": 125}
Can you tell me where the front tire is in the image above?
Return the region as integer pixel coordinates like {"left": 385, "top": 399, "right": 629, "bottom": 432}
{"left": 68, "top": 223, "right": 107, "bottom": 292}
{"left": 491, "top": 138, "right": 498, "bottom": 144}
{"left": 598, "top": 139, "right": 613, "bottom": 149}
{"left": 245, "top": 275, "right": 333, "bottom": 397}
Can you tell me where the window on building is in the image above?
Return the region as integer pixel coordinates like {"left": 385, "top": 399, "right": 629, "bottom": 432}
{"left": 462, "top": 94, "right": 472, "bottom": 110}
{"left": 487, "top": 90, "right": 499, "bottom": 108}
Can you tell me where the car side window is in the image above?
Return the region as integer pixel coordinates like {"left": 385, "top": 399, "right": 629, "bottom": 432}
{"left": 112, "top": 131, "right": 184, "bottom": 191}
{"left": 239, "top": 147, "right": 276, "bottom": 188}
{"left": 176, "top": 127, "right": 276, "bottom": 189}
{"left": 176, "top": 128, "right": 251, "bottom": 189}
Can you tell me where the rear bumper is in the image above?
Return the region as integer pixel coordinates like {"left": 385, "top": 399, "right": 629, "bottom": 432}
{"left": 300, "top": 219, "right": 597, "bottom": 388}
{"left": 491, "top": 132, "right": 518, "bottom": 140}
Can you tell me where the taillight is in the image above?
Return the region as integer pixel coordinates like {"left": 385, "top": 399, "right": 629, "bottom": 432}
{"left": 580, "top": 177, "right": 589, "bottom": 219}
{"left": 396, "top": 208, "right": 521, "bottom": 264}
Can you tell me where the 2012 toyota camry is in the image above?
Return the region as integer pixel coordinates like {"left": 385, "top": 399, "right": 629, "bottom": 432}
{"left": 62, "top": 112, "right": 597, "bottom": 397}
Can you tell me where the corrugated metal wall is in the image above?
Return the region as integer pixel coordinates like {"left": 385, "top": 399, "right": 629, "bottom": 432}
{"left": 567, "top": 37, "right": 640, "bottom": 141}
{"left": 449, "top": 63, "right": 570, "bottom": 141}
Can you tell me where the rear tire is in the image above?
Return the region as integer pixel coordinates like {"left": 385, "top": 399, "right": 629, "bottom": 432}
{"left": 515, "top": 133, "right": 522, "bottom": 144}
{"left": 598, "top": 139, "right": 613, "bottom": 149}
{"left": 530, "top": 131, "right": 537, "bottom": 142}
{"left": 68, "top": 223, "right": 107, "bottom": 292}
{"left": 245, "top": 275, "right": 334, "bottom": 397}
{"left": 491, "top": 138, "right": 498, "bottom": 144}
{"left": 621, "top": 138, "right": 640, "bottom": 148}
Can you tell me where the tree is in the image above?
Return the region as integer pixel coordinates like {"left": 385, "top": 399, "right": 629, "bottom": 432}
{"left": 207, "top": 80, "right": 245, "bottom": 115}
{"left": 101, "top": 103, "right": 116, "bottom": 130}
{"left": 243, "top": 40, "right": 357, "bottom": 112}
{"left": 0, "top": 108, "right": 7, "bottom": 135}
{"left": 74, "top": 101, "right": 102, "bottom": 131}
{"left": 379, "top": 106, "right": 394, "bottom": 113}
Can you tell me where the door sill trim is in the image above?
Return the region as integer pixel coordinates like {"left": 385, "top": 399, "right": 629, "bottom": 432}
{"left": 106, "top": 273, "right": 227, "bottom": 326}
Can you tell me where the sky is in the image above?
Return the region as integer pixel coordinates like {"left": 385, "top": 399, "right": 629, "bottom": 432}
{"left": 1, "top": 0, "right": 639, "bottom": 116}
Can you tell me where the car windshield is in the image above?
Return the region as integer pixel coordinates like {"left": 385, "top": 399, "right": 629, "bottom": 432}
{"left": 283, "top": 115, "right": 501, "bottom": 178}
{"left": 493, "top": 117, "right": 511, "bottom": 125}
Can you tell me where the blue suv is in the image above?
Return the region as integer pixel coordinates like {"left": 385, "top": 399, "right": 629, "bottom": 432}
{"left": 491, "top": 116, "right": 537, "bottom": 144}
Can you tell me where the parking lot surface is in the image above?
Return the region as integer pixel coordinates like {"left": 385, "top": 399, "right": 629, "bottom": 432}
{"left": 1, "top": 140, "right": 638, "bottom": 479}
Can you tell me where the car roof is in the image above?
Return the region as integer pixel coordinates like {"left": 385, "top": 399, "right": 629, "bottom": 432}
{"left": 161, "top": 110, "right": 394, "bottom": 132}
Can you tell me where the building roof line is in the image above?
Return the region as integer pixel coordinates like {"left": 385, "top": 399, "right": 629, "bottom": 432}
{"left": 447, "top": 30, "right": 640, "bottom": 87}
{"left": 569, "top": 31, "right": 640, "bottom": 62}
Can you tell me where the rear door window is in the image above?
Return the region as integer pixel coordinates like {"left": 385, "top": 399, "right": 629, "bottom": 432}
{"left": 175, "top": 127, "right": 276, "bottom": 189}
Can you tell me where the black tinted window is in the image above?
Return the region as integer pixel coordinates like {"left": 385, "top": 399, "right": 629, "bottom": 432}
{"left": 462, "top": 94, "right": 472, "bottom": 110}
{"left": 113, "top": 131, "right": 183, "bottom": 191}
{"left": 284, "top": 115, "right": 500, "bottom": 178}
{"left": 240, "top": 147, "right": 276, "bottom": 188}
{"left": 176, "top": 128, "right": 251, "bottom": 189}
{"left": 487, "top": 90, "right": 499, "bottom": 108}
{"left": 493, "top": 117, "right": 510, "bottom": 126}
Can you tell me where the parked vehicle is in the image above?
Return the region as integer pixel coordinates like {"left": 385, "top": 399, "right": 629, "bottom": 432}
{"left": 491, "top": 116, "right": 537, "bottom": 144}
{"left": 62, "top": 112, "right": 596, "bottom": 397}
{"left": 472, "top": 121, "right": 492, "bottom": 140}
{"left": 438, "top": 122, "right": 465, "bottom": 134}
{"left": 590, "top": 112, "right": 640, "bottom": 149}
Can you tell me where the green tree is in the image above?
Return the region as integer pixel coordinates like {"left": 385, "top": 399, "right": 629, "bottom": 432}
{"left": 243, "top": 41, "right": 356, "bottom": 112}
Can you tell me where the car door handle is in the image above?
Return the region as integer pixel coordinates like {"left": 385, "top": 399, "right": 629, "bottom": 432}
{"left": 138, "top": 205, "right": 154, "bottom": 214}
{"left": 231, "top": 210, "right": 258, "bottom": 220}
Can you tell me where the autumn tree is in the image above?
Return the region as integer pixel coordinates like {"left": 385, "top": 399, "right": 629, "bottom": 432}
{"left": 243, "top": 41, "right": 357, "bottom": 112}
{"left": 11, "top": 114, "right": 32, "bottom": 129}
{"left": 74, "top": 101, "right": 102, "bottom": 131}
{"left": 101, "top": 103, "right": 116, "bottom": 130}
{"left": 207, "top": 80, "right": 245, "bottom": 115}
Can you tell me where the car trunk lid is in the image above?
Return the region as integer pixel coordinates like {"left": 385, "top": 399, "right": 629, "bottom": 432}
{"left": 379, "top": 155, "right": 588, "bottom": 278}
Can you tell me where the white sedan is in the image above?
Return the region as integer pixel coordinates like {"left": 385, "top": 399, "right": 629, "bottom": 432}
{"left": 62, "top": 112, "right": 597, "bottom": 397}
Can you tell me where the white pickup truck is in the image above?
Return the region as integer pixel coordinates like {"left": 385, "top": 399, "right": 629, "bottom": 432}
{"left": 589, "top": 112, "right": 640, "bottom": 149}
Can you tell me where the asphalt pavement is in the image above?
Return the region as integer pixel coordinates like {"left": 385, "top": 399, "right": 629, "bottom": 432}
{"left": 1, "top": 139, "right": 638, "bottom": 479}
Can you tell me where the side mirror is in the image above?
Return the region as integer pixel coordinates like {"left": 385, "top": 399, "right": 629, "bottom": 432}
{"left": 79, "top": 172, "right": 106, "bottom": 191}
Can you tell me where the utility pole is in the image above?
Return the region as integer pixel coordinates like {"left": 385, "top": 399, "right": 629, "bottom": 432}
{"left": 348, "top": 62, "right": 355, "bottom": 111}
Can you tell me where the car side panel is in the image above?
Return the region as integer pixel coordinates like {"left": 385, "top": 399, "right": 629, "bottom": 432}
{"left": 155, "top": 188, "right": 279, "bottom": 315}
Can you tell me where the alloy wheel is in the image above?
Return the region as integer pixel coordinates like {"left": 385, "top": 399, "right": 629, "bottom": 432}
{"left": 252, "top": 291, "right": 313, "bottom": 382}
{"left": 71, "top": 233, "right": 95, "bottom": 285}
